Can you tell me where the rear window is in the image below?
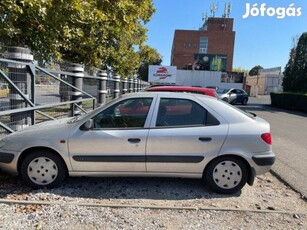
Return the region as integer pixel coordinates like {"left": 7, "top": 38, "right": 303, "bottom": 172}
{"left": 156, "top": 98, "right": 220, "bottom": 127}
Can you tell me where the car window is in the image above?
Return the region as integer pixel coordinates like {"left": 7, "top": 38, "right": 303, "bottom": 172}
{"left": 217, "top": 89, "right": 229, "bottom": 94}
{"left": 156, "top": 98, "right": 219, "bottom": 127}
{"left": 93, "top": 98, "right": 153, "bottom": 129}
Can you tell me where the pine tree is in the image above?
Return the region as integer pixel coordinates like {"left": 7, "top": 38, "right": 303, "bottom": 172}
{"left": 283, "top": 33, "right": 307, "bottom": 92}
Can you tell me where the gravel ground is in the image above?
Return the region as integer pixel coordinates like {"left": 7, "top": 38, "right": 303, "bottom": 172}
{"left": 0, "top": 171, "right": 306, "bottom": 230}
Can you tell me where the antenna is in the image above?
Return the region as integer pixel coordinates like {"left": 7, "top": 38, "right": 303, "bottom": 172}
{"left": 223, "top": 3, "right": 227, "bottom": 18}
{"left": 210, "top": 3, "right": 218, "bottom": 18}
{"left": 202, "top": 12, "right": 208, "bottom": 22}
{"left": 227, "top": 3, "right": 232, "bottom": 18}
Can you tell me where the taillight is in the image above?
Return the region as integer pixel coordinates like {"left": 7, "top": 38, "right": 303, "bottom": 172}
{"left": 261, "top": 133, "right": 272, "bottom": 145}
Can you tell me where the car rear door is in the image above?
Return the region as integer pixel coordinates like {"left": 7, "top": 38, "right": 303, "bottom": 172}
{"left": 146, "top": 96, "right": 228, "bottom": 174}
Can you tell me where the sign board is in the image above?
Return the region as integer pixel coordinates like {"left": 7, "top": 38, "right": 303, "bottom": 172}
{"left": 221, "top": 72, "right": 245, "bottom": 83}
{"left": 259, "top": 67, "right": 282, "bottom": 74}
{"left": 148, "top": 65, "right": 177, "bottom": 83}
{"left": 193, "top": 54, "right": 227, "bottom": 72}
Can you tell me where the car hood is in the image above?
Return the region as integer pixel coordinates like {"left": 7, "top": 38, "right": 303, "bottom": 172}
{"left": 1, "top": 118, "right": 74, "bottom": 152}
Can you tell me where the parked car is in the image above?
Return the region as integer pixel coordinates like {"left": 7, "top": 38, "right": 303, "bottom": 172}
{"left": 217, "top": 88, "right": 248, "bottom": 105}
{"left": 146, "top": 85, "right": 218, "bottom": 98}
{"left": 0, "top": 92, "right": 275, "bottom": 194}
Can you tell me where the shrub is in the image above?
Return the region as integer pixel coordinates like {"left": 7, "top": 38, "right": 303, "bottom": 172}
{"left": 271, "top": 92, "right": 307, "bottom": 112}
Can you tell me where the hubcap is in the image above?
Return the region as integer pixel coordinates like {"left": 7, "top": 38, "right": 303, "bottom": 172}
{"left": 213, "top": 160, "right": 242, "bottom": 189}
{"left": 27, "top": 157, "right": 58, "bottom": 185}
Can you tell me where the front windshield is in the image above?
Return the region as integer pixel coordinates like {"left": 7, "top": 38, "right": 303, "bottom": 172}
{"left": 216, "top": 89, "right": 229, "bottom": 94}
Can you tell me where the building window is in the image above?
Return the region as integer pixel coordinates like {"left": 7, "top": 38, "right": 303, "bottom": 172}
{"left": 199, "top": 37, "right": 208, "bottom": 53}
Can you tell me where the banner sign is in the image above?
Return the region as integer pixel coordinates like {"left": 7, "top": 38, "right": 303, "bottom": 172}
{"left": 193, "top": 54, "right": 227, "bottom": 72}
{"left": 221, "top": 72, "right": 245, "bottom": 83}
{"left": 148, "top": 65, "right": 177, "bottom": 83}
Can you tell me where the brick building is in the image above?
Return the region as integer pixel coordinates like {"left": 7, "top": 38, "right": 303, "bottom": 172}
{"left": 170, "top": 17, "right": 235, "bottom": 72}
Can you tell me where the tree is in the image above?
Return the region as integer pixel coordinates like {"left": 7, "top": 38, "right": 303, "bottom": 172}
{"left": 137, "top": 45, "right": 162, "bottom": 81}
{"left": 283, "top": 37, "right": 298, "bottom": 91}
{"left": 248, "top": 65, "right": 263, "bottom": 76}
{"left": 232, "top": 67, "right": 249, "bottom": 75}
{"left": 0, "top": 0, "right": 157, "bottom": 76}
{"left": 283, "top": 32, "right": 307, "bottom": 92}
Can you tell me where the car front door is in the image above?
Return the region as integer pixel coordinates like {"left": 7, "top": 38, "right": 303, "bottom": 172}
{"left": 228, "top": 89, "right": 238, "bottom": 103}
{"left": 146, "top": 97, "right": 228, "bottom": 174}
{"left": 68, "top": 97, "right": 154, "bottom": 172}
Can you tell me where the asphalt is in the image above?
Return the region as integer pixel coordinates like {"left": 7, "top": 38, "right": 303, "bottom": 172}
{"left": 237, "top": 96, "right": 307, "bottom": 199}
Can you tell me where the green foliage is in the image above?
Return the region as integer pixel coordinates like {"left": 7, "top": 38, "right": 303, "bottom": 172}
{"left": 137, "top": 45, "right": 162, "bottom": 81}
{"left": 283, "top": 33, "right": 307, "bottom": 92}
{"left": 232, "top": 67, "right": 249, "bottom": 75}
{"left": 0, "top": 0, "right": 159, "bottom": 77}
{"left": 248, "top": 65, "right": 263, "bottom": 76}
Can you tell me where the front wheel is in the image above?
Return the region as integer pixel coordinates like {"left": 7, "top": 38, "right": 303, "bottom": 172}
{"left": 204, "top": 156, "right": 248, "bottom": 194}
{"left": 242, "top": 98, "right": 248, "bottom": 105}
{"left": 20, "top": 150, "right": 67, "bottom": 189}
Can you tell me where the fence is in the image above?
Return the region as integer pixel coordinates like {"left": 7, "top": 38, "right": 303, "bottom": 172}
{"left": 0, "top": 47, "right": 149, "bottom": 139}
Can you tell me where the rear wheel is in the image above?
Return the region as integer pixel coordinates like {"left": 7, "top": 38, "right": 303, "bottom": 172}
{"left": 20, "top": 150, "right": 67, "bottom": 189}
{"left": 204, "top": 156, "right": 248, "bottom": 194}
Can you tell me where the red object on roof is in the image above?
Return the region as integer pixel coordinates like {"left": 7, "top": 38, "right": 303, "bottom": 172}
{"left": 146, "top": 86, "right": 217, "bottom": 98}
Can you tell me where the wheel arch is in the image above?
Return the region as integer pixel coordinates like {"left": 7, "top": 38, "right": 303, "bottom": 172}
{"left": 203, "top": 154, "right": 255, "bottom": 186}
{"left": 17, "top": 147, "right": 68, "bottom": 176}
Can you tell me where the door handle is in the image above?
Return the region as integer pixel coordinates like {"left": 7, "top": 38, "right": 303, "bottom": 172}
{"left": 199, "top": 137, "right": 212, "bottom": 142}
{"left": 128, "top": 138, "right": 141, "bottom": 143}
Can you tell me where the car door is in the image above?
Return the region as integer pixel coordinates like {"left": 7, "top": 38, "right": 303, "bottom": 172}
{"left": 228, "top": 89, "right": 238, "bottom": 103}
{"left": 68, "top": 97, "right": 154, "bottom": 172}
{"left": 146, "top": 96, "right": 228, "bottom": 174}
{"left": 235, "top": 89, "right": 245, "bottom": 102}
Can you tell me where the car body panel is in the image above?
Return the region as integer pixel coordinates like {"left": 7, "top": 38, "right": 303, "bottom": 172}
{"left": 68, "top": 128, "right": 150, "bottom": 172}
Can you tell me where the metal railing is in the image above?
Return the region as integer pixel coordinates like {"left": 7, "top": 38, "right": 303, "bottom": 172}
{"left": 0, "top": 50, "right": 149, "bottom": 139}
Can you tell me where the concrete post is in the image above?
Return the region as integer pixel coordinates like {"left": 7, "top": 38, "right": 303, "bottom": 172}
{"left": 122, "top": 78, "right": 128, "bottom": 95}
{"left": 134, "top": 78, "right": 138, "bottom": 92}
{"left": 68, "top": 64, "right": 84, "bottom": 116}
{"left": 129, "top": 78, "right": 134, "bottom": 93}
{"left": 113, "top": 74, "right": 120, "bottom": 98}
{"left": 5, "top": 47, "right": 34, "bottom": 131}
{"left": 137, "top": 79, "right": 141, "bottom": 92}
{"left": 97, "top": 70, "right": 108, "bottom": 106}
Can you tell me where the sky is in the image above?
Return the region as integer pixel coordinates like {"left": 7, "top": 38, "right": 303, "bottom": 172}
{"left": 145, "top": 0, "right": 307, "bottom": 71}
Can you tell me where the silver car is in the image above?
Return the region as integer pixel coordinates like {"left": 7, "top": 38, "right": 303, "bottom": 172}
{"left": 0, "top": 92, "right": 275, "bottom": 194}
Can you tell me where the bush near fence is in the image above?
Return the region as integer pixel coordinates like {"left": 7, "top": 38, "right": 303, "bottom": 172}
{"left": 270, "top": 92, "right": 307, "bottom": 113}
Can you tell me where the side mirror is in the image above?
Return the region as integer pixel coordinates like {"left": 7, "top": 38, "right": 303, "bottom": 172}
{"left": 80, "top": 119, "right": 93, "bottom": 131}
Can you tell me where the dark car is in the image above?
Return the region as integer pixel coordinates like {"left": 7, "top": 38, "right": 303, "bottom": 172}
{"left": 217, "top": 88, "right": 248, "bottom": 105}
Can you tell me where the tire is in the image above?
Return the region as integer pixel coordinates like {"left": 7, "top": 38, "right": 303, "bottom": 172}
{"left": 242, "top": 98, "right": 248, "bottom": 105}
{"left": 20, "top": 150, "right": 67, "bottom": 189}
{"left": 204, "top": 156, "right": 248, "bottom": 194}
{"left": 222, "top": 97, "right": 228, "bottom": 103}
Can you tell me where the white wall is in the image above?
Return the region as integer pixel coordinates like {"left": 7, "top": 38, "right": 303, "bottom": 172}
{"left": 176, "top": 70, "right": 243, "bottom": 89}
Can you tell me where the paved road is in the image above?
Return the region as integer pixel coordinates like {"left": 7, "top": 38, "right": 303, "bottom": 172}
{"left": 237, "top": 96, "right": 307, "bottom": 198}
